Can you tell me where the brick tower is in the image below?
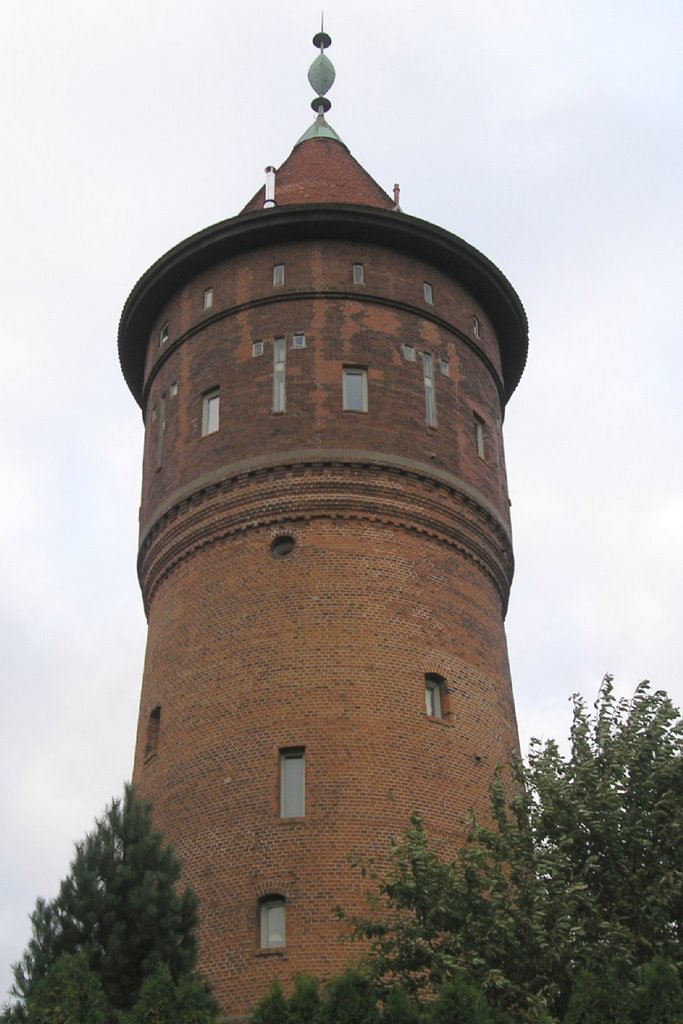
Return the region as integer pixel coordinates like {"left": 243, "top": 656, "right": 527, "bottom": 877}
{"left": 118, "top": 30, "right": 527, "bottom": 1021}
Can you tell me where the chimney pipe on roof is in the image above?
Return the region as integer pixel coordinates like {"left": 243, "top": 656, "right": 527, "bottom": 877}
{"left": 264, "top": 166, "right": 276, "bottom": 208}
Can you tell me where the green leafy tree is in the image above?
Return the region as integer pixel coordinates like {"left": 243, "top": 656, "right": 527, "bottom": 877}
{"left": 288, "top": 975, "right": 324, "bottom": 1024}
{"left": 382, "top": 986, "right": 422, "bottom": 1024}
{"left": 127, "top": 962, "right": 217, "bottom": 1023}
{"left": 2, "top": 785, "right": 207, "bottom": 1022}
{"left": 562, "top": 964, "right": 632, "bottom": 1024}
{"left": 631, "top": 956, "right": 683, "bottom": 1024}
{"left": 25, "top": 953, "right": 109, "bottom": 1024}
{"left": 249, "top": 980, "right": 288, "bottom": 1024}
{"left": 323, "top": 969, "right": 380, "bottom": 1024}
{"left": 425, "top": 976, "right": 493, "bottom": 1024}
{"left": 343, "top": 680, "right": 683, "bottom": 1021}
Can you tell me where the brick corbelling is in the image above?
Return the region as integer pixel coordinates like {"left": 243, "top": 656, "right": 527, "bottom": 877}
{"left": 137, "top": 461, "right": 514, "bottom": 614}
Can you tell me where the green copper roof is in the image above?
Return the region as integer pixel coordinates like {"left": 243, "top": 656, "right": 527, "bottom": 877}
{"left": 296, "top": 113, "right": 344, "bottom": 146}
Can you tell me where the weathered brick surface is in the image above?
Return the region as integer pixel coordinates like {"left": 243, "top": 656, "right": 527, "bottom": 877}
{"left": 128, "top": 167, "right": 524, "bottom": 1019}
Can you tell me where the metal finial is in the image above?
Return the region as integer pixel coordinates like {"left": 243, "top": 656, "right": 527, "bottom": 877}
{"left": 309, "top": 19, "right": 334, "bottom": 114}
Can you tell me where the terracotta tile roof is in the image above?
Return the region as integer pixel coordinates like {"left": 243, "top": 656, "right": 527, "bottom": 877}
{"left": 241, "top": 136, "right": 394, "bottom": 213}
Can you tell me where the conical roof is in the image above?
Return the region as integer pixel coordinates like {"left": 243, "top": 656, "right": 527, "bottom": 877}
{"left": 241, "top": 129, "right": 394, "bottom": 214}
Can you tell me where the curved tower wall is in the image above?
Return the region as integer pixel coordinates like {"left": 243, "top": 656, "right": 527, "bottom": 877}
{"left": 122, "top": 202, "right": 526, "bottom": 1017}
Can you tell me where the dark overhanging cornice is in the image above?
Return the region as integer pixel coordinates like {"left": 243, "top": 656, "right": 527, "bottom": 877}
{"left": 118, "top": 204, "right": 529, "bottom": 408}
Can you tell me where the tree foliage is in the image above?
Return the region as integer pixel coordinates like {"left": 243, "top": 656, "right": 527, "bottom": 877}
{"left": 25, "top": 953, "right": 108, "bottom": 1024}
{"left": 2, "top": 785, "right": 216, "bottom": 1023}
{"left": 343, "top": 679, "right": 683, "bottom": 1021}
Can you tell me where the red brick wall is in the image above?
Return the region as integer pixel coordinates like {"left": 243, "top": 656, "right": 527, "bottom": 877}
{"left": 132, "top": 232, "right": 520, "bottom": 1019}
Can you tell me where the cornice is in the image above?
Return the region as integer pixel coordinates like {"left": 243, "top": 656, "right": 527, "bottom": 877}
{"left": 137, "top": 457, "right": 514, "bottom": 617}
{"left": 119, "top": 205, "right": 528, "bottom": 408}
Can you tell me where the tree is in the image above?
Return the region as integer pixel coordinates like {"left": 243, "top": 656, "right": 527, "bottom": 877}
{"left": 2, "top": 785, "right": 213, "bottom": 1022}
{"left": 343, "top": 680, "right": 683, "bottom": 1021}
{"left": 25, "top": 953, "right": 108, "bottom": 1024}
{"left": 322, "top": 969, "right": 380, "bottom": 1024}
{"left": 288, "top": 975, "right": 324, "bottom": 1024}
{"left": 127, "top": 962, "right": 217, "bottom": 1024}
{"left": 249, "top": 980, "right": 288, "bottom": 1024}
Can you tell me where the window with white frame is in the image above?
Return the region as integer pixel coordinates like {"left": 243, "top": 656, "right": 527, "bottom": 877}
{"left": 273, "top": 337, "right": 286, "bottom": 412}
{"left": 402, "top": 344, "right": 416, "bottom": 362}
{"left": 474, "top": 413, "right": 486, "bottom": 460}
{"left": 202, "top": 389, "right": 220, "bottom": 436}
{"left": 353, "top": 263, "right": 365, "bottom": 284}
{"left": 423, "top": 353, "right": 437, "bottom": 427}
{"left": 292, "top": 333, "right": 306, "bottom": 349}
{"left": 203, "top": 287, "right": 213, "bottom": 310}
{"left": 423, "top": 282, "right": 433, "bottom": 305}
{"left": 159, "top": 322, "right": 169, "bottom": 346}
{"left": 280, "top": 748, "right": 305, "bottom": 817}
{"left": 425, "top": 675, "right": 444, "bottom": 718}
{"left": 439, "top": 360, "right": 449, "bottom": 377}
{"left": 343, "top": 367, "right": 368, "bottom": 412}
{"left": 273, "top": 264, "right": 285, "bottom": 287}
{"left": 252, "top": 341, "right": 264, "bottom": 357}
{"left": 260, "top": 898, "right": 285, "bottom": 949}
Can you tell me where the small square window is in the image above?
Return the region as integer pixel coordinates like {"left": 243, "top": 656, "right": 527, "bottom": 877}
{"left": 425, "top": 675, "right": 444, "bottom": 718}
{"left": 273, "top": 264, "right": 285, "bottom": 287}
{"left": 280, "top": 748, "right": 305, "bottom": 818}
{"left": 292, "top": 334, "right": 306, "bottom": 349}
{"left": 474, "top": 413, "right": 486, "bottom": 460}
{"left": 439, "top": 360, "right": 449, "bottom": 377}
{"left": 203, "top": 287, "right": 213, "bottom": 310}
{"left": 159, "top": 322, "right": 169, "bottom": 346}
{"left": 260, "top": 899, "right": 285, "bottom": 949}
{"left": 403, "top": 344, "right": 416, "bottom": 362}
{"left": 252, "top": 341, "right": 264, "bottom": 357}
{"left": 423, "top": 282, "right": 433, "bottom": 305}
{"left": 472, "top": 314, "right": 481, "bottom": 338}
{"left": 170, "top": 381, "right": 179, "bottom": 397}
{"left": 202, "top": 389, "right": 220, "bottom": 436}
{"left": 343, "top": 367, "right": 368, "bottom": 412}
{"left": 353, "top": 263, "right": 365, "bottom": 284}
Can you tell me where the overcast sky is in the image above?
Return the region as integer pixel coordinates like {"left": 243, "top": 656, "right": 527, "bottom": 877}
{"left": 1, "top": 0, "right": 682, "bottom": 1001}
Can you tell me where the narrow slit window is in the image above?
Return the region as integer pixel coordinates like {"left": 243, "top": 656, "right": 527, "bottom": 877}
{"left": 474, "top": 413, "right": 486, "bottom": 460}
{"left": 273, "top": 264, "right": 285, "bottom": 287}
{"left": 159, "top": 322, "right": 169, "bottom": 347}
{"left": 280, "top": 748, "right": 305, "bottom": 817}
{"left": 423, "top": 353, "right": 437, "bottom": 427}
{"left": 156, "top": 394, "right": 166, "bottom": 468}
{"left": 203, "top": 287, "right": 214, "bottom": 310}
{"left": 260, "top": 898, "right": 285, "bottom": 949}
{"left": 423, "top": 282, "right": 433, "bottom": 305}
{"left": 425, "top": 676, "right": 443, "bottom": 718}
{"left": 353, "top": 263, "right": 365, "bottom": 284}
{"left": 170, "top": 381, "right": 178, "bottom": 397}
{"left": 202, "top": 389, "right": 220, "bottom": 436}
{"left": 343, "top": 367, "right": 368, "bottom": 412}
{"left": 273, "top": 337, "right": 286, "bottom": 412}
{"left": 145, "top": 705, "right": 161, "bottom": 757}
{"left": 472, "top": 314, "right": 481, "bottom": 338}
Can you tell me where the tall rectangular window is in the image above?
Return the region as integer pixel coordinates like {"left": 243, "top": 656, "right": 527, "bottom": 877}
{"left": 202, "top": 389, "right": 220, "bottom": 436}
{"left": 474, "top": 413, "right": 486, "bottom": 459}
{"left": 423, "top": 353, "right": 436, "bottom": 426}
{"left": 273, "top": 337, "right": 286, "bottom": 412}
{"left": 203, "top": 287, "right": 213, "bottom": 310}
{"left": 260, "top": 900, "right": 285, "bottom": 948}
{"left": 423, "top": 282, "right": 433, "bottom": 304}
{"left": 273, "top": 264, "right": 284, "bottom": 287}
{"left": 353, "top": 263, "right": 364, "bottom": 284}
{"left": 280, "top": 748, "right": 305, "bottom": 817}
{"left": 472, "top": 314, "right": 481, "bottom": 338}
{"left": 343, "top": 367, "right": 368, "bottom": 412}
{"left": 156, "top": 394, "right": 166, "bottom": 468}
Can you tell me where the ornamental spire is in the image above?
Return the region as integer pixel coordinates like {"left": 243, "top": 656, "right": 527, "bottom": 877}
{"left": 308, "top": 17, "right": 335, "bottom": 115}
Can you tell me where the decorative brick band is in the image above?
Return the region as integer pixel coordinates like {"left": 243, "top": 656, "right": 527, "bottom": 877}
{"left": 138, "top": 458, "right": 514, "bottom": 614}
